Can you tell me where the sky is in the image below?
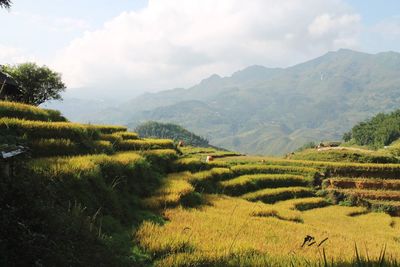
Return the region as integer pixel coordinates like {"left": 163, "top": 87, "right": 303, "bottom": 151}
{"left": 1, "top": 0, "right": 400, "bottom": 98}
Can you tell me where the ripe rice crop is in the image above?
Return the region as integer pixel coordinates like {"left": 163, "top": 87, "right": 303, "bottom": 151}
{"left": 113, "top": 131, "right": 138, "bottom": 140}
{"left": 136, "top": 196, "right": 400, "bottom": 266}
{"left": 241, "top": 186, "right": 314, "bottom": 203}
{"left": 274, "top": 197, "right": 330, "bottom": 211}
{"left": 0, "top": 101, "right": 67, "bottom": 122}
{"left": 0, "top": 117, "right": 100, "bottom": 140}
{"left": 28, "top": 152, "right": 143, "bottom": 180}
{"left": 143, "top": 172, "right": 195, "bottom": 209}
{"left": 117, "top": 139, "right": 174, "bottom": 151}
{"left": 87, "top": 124, "right": 127, "bottom": 134}
{"left": 328, "top": 188, "right": 400, "bottom": 201}
{"left": 99, "top": 133, "right": 123, "bottom": 143}
{"left": 30, "top": 138, "right": 80, "bottom": 157}
{"left": 220, "top": 156, "right": 400, "bottom": 179}
{"left": 219, "top": 174, "right": 309, "bottom": 196}
{"left": 324, "top": 177, "right": 400, "bottom": 190}
{"left": 141, "top": 149, "right": 177, "bottom": 158}
{"left": 188, "top": 168, "right": 233, "bottom": 192}
{"left": 289, "top": 148, "right": 398, "bottom": 163}
{"left": 190, "top": 168, "right": 233, "bottom": 182}
{"left": 231, "top": 164, "right": 318, "bottom": 176}
{"left": 171, "top": 157, "right": 211, "bottom": 172}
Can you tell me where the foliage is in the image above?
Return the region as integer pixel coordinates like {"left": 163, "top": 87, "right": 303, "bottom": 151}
{"left": 295, "top": 141, "right": 317, "bottom": 152}
{"left": 0, "top": 0, "right": 11, "bottom": 8}
{"left": 135, "top": 121, "right": 209, "bottom": 147}
{"left": 2, "top": 63, "right": 66, "bottom": 105}
{"left": 344, "top": 109, "right": 400, "bottom": 148}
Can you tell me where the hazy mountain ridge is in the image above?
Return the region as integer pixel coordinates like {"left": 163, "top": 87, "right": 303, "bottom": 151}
{"left": 52, "top": 49, "right": 400, "bottom": 155}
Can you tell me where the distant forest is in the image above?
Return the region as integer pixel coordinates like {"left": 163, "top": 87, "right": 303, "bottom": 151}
{"left": 344, "top": 109, "right": 400, "bottom": 148}
{"left": 135, "top": 121, "right": 210, "bottom": 147}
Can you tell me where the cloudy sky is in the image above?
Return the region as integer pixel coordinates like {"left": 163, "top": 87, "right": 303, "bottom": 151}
{"left": 1, "top": 0, "right": 400, "bottom": 98}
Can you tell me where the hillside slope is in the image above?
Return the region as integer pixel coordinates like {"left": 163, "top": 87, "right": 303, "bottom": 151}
{"left": 50, "top": 49, "right": 400, "bottom": 155}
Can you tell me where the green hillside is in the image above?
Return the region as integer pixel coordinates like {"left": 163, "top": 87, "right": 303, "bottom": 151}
{"left": 344, "top": 109, "right": 400, "bottom": 148}
{"left": 135, "top": 121, "right": 210, "bottom": 147}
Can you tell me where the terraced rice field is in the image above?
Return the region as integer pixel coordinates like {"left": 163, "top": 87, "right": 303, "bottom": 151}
{"left": 4, "top": 102, "right": 400, "bottom": 266}
{"left": 137, "top": 149, "right": 400, "bottom": 266}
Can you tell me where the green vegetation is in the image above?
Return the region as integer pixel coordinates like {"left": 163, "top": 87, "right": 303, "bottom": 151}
{"left": 344, "top": 109, "right": 400, "bottom": 148}
{"left": 0, "top": 101, "right": 67, "bottom": 122}
{"left": 61, "top": 49, "right": 400, "bottom": 155}
{"left": 241, "top": 186, "right": 315, "bottom": 203}
{"left": 2, "top": 63, "right": 66, "bottom": 105}
{"left": 135, "top": 121, "right": 209, "bottom": 147}
{"left": 290, "top": 147, "right": 399, "bottom": 163}
{"left": 0, "top": 0, "right": 11, "bottom": 9}
{"left": 220, "top": 174, "right": 310, "bottom": 196}
{"left": 4, "top": 101, "right": 400, "bottom": 265}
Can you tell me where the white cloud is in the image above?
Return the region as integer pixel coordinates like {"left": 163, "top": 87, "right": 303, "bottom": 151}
{"left": 0, "top": 45, "right": 37, "bottom": 64}
{"left": 54, "top": 0, "right": 361, "bottom": 94}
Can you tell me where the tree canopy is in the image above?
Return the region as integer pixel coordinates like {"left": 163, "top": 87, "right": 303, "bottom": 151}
{"left": 0, "top": 0, "right": 12, "bottom": 9}
{"left": 343, "top": 109, "right": 400, "bottom": 148}
{"left": 2, "top": 63, "right": 66, "bottom": 106}
{"left": 135, "top": 121, "right": 210, "bottom": 147}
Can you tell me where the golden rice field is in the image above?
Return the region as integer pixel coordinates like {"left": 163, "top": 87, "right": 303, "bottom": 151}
{"left": 3, "top": 102, "right": 400, "bottom": 266}
{"left": 135, "top": 147, "right": 400, "bottom": 266}
{"left": 137, "top": 196, "right": 400, "bottom": 266}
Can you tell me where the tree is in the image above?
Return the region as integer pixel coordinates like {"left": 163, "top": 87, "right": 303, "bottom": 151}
{"left": 0, "top": 0, "right": 12, "bottom": 9}
{"left": 2, "top": 63, "right": 66, "bottom": 106}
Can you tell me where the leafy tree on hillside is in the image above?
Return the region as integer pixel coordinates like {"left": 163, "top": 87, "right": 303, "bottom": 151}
{"left": 2, "top": 63, "right": 66, "bottom": 106}
{"left": 135, "top": 121, "right": 210, "bottom": 147}
{"left": 0, "top": 0, "right": 12, "bottom": 8}
{"left": 344, "top": 110, "right": 400, "bottom": 148}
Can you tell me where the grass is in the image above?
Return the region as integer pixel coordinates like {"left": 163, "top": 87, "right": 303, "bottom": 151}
{"left": 241, "top": 186, "right": 315, "bottom": 203}
{"left": 136, "top": 196, "right": 400, "bottom": 266}
{"left": 219, "top": 174, "right": 310, "bottom": 196}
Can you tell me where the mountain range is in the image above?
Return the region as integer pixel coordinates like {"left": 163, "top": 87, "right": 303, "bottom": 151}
{"left": 47, "top": 49, "right": 400, "bottom": 155}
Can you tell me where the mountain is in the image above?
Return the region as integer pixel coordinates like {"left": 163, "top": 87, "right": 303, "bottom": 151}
{"left": 54, "top": 49, "right": 400, "bottom": 155}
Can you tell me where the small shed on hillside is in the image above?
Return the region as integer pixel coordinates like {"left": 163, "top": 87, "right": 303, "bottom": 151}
{"left": 0, "top": 146, "right": 27, "bottom": 178}
{"left": 0, "top": 70, "right": 20, "bottom": 100}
